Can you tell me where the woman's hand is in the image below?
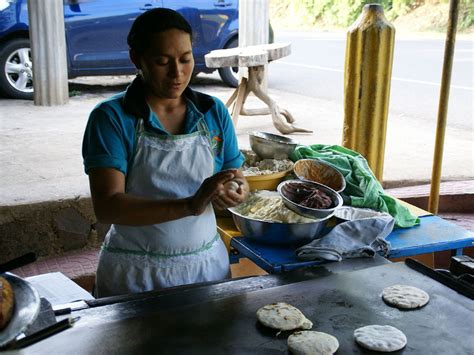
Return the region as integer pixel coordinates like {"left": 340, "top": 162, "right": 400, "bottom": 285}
{"left": 188, "top": 169, "right": 237, "bottom": 215}
{"left": 212, "top": 169, "right": 249, "bottom": 211}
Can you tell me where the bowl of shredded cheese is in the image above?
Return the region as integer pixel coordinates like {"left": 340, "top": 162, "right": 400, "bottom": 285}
{"left": 241, "top": 149, "right": 294, "bottom": 191}
{"left": 228, "top": 190, "right": 332, "bottom": 246}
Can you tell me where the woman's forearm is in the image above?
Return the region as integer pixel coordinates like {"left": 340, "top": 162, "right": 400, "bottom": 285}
{"left": 93, "top": 192, "right": 194, "bottom": 226}
{"left": 89, "top": 168, "right": 236, "bottom": 226}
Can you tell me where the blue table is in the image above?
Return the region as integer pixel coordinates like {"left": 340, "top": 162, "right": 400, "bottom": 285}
{"left": 230, "top": 215, "right": 474, "bottom": 274}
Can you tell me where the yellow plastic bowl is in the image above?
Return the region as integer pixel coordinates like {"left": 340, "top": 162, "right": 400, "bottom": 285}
{"left": 245, "top": 168, "right": 292, "bottom": 191}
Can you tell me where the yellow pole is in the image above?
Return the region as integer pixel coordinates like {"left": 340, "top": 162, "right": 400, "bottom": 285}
{"left": 343, "top": 4, "right": 395, "bottom": 182}
{"left": 428, "top": 0, "right": 459, "bottom": 214}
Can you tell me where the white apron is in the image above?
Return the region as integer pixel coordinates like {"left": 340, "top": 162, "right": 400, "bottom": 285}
{"left": 95, "top": 118, "right": 230, "bottom": 297}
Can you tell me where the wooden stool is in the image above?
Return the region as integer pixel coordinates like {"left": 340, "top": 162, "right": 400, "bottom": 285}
{"left": 205, "top": 43, "right": 312, "bottom": 134}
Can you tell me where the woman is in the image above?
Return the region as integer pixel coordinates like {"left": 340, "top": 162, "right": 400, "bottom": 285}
{"left": 82, "top": 8, "right": 248, "bottom": 297}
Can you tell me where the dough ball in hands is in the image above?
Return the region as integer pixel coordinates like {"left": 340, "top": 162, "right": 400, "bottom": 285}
{"left": 354, "top": 325, "right": 407, "bottom": 352}
{"left": 0, "top": 276, "right": 15, "bottom": 330}
{"left": 224, "top": 180, "right": 240, "bottom": 192}
{"left": 382, "top": 284, "right": 429, "bottom": 309}
{"left": 287, "top": 331, "right": 339, "bottom": 355}
{"left": 256, "top": 302, "right": 313, "bottom": 331}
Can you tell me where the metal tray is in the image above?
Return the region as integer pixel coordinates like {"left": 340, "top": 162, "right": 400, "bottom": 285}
{"left": 0, "top": 273, "right": 41, "bottom": 348}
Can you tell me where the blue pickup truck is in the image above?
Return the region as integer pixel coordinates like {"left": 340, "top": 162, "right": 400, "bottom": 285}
{"left": 0, "top": 0, "right": 240, "bottom": 99}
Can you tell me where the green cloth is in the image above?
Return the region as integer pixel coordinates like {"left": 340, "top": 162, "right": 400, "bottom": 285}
{"left": 291, "top": 144, "right": 420, "bottom": 228}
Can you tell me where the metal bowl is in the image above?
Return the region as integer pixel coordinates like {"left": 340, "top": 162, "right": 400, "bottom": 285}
{"left": 278, "top": 180, "right": 343, "bottom": 219}
{"left": 293, "top": 159, "right": 346, "bottom": 193}
{"left": 249, "top": 131, "right": 298, "bottom": 159}
{"left": 228, "top": 206, "right": 332, "bottom": 246}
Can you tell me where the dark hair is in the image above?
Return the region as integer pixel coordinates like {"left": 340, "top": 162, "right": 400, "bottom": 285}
{"left": 127, "top": 8, "right": 193, "bottom": 55}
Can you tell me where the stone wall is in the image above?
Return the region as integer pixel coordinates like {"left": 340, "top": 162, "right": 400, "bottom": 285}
{"left": 0, "top": 198, "right": 109, "bottom": 264}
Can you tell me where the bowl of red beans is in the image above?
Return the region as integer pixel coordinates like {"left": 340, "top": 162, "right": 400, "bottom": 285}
{"left": 277, "top": 179, "right": 343, "bottom": 219}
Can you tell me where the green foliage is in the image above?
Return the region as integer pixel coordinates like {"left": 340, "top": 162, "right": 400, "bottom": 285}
{"left": 271, "top": 0, "right": 473, "bottom": 31}
{"left": 324, "top": 0, "right": 365, "bottom": 27}
{"left": 389, "top": 0, "right": 412, "bottom": 16}
{"left": 458, "top": 0, "right": 474, "bottom": 30}
{"left": 274, "top": 0, "right": 396, "bottom": 27}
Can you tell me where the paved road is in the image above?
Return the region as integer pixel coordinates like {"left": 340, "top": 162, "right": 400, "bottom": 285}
{"left": 268, "top": 31, "right": 473, "bottom": 131}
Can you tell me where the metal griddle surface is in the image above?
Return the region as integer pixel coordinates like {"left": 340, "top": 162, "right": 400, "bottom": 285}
{"left": 26, "top": 262, "right": 474, "bottom": 354}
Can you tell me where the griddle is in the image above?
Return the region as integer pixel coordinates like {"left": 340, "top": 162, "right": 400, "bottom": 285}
{"left": 23, "top": 261, "right": 473, "bottom": 354}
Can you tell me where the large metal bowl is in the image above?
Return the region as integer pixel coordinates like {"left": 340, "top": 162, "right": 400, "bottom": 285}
{"left": 249, "top": 132, "right": 298, "bottom": 159}
{"left": 278, "top": 180, "right": 343, "bottom": 219}
{"left": 228, "top": 206, "right": 332, "bottom": 246}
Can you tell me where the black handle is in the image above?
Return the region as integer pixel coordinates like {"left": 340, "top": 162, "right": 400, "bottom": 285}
{"left": 405, "top": 258, "right": 474, "bottom": 300}
{"left": 0, "top": 252, "right": 37, "bottom": 273}
{"left": 7, "top": 317, "right": 79, "bottom": 349}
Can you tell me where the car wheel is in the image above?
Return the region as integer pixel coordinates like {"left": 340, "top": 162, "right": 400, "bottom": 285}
{"left": 218, "top": 37, "right": 239, "bottom": 88}
{"left": 0, "top": 38, "right": 34, "bottom": 99}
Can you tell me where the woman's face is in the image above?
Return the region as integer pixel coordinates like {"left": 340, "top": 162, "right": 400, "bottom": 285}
{"left": 133, "top": 29, "right": 194, "bottom": 99}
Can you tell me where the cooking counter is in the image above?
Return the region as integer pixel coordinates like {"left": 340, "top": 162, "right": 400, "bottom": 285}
{"left": 5, "top": 202, "right": 473, "bottom": 353}
{"left": 15, "top": 257, "right": 474, "bottom": 354}
{"left": 219, "top": 211, "right": 474, "bottom": 273}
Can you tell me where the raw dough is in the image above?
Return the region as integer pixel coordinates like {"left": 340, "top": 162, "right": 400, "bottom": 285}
{"left": 354, "top": 325, "right": 407, "bottom": 352}
{"left": 256, "top": 302, "right": 313, "bottom": 331}
{"left": 287, "top": 331, "right": 339, "bottom": 355}
{"left": 224, "top": 180, "right": 240, "bottom": 192}
{"left": 382, "top": 284, "right": 429, "bottom": 309}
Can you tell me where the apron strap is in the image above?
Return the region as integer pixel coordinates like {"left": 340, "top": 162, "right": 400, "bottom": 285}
{"left": 101, "top": 233, "right": 221, "bottom": 259}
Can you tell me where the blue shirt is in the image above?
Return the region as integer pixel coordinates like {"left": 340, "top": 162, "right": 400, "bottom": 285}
{"left": 82, "top": 77, "right": 244, "bottom": 176}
